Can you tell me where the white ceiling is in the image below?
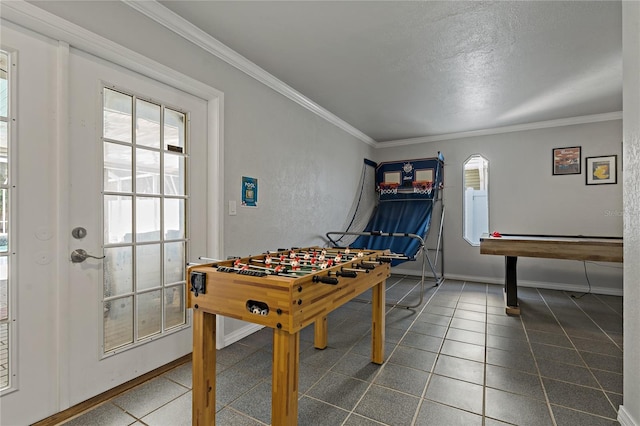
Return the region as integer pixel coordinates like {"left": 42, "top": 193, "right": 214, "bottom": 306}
{"left": 155, "top": 1, "right": 622, "bottom": 144}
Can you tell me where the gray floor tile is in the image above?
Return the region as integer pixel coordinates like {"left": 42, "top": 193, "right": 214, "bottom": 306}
{"left": 530, "top": 342, "right": 585, "bottom": 366}
{"left": 298, "top": 396, "right": 350, "bottom": 425}
{"left": 445, "top": 327, "right": 486, "bottom": 346}
{"left": 342, "top": 413, "right": 387, "bottom": 425}
{"left": 485, "top": 364, "right": 545, "bottom": 400}
{"left": 384, "top": 326, "right": 408, "bottom": 345}
{"left": 433, "top": 354, "right": 484, "bottom": 385}
{"left": 227, "top": 349, "right": 273, "bottom": 380}
{"left": 486, "top": 333, "right": 531, "bottom": 352}
{"left": 215, "top": 367, "right": 265, "bottom": 409}
{"left": 330, "top": 351, "right": 381, "bottom": 382}
{"left": 450, "top": 317, "right": 486, "bottom": 333}
{"left": 591, "top": 369, "right": 623, "bottom": 394}
{"left": 354, "top": 384, "right": 420, "bottom": 426}
{"left": 216, "top": 407, "right": 266, "bottom": 425}
{"left": 425, "top": 374, "right": 484, "bottom": 415}
{"left": 453, "top": 309, "right": 486, "bottom": 323}
{"left": 486, "top": 346, "right": 538, "bottom": 374}
{"left": 111, "top": 377, "right": 189, "bottom": 419}
{"left": 409, "top": 321, "right": 448, "bottom": 338}
{"left": 537, "top": 358, "right": 600, "bottom": 387}
{"left": 485, "top": 387, "right": 552, "bottom": 426}
{"left": 387, "top": 345, "right": 437, "bottom": 372}
{"left": 526, "top": 329, "right": 572, "bottom": 347}
{"left": 240, "top": 327, "right": 275, "bottom": 349}
{"left": 399, "top": 331, "right": 444, "bottom": 352}
{"left": 373, "top": 362, "right": 429, "bottom": 396}
{"left": 580, "top": 351, "right": 623, "bottom": 374}
{"left": 141, "top": 391, "right": 191, "bottom": 426}
{"left": 326, "top": 330, "right": 365, "bottom": 350}
{"left": 61, "top": 402, "right": 136, "bottom": 426}
{"left": 542, "top": 378, "right": 618, "bottom": 418}
{"left": 423, "top": 305, "right": 455, "bottom": 317}
{"left": 486, "top": 322, "right": 525, "bottom": 339}
{"left": 571, "top": 335, "right": 623, "bottom": 357}
{"left": 216, "top": 342, "right": 261, "bottom": 366}
{"left": 163, "top": 361, "right": 192, "bottom": 389}
{"left": 300, "top": 345, "right": 347, "bottom": 369}
{"left": 486, "top": 313, "right": 523, "bottom": 328}
{"left": 415, "top": 312, "right": 452, "bottom": 326}
{"left": 229, "top": 381, "right": 272, "bottom": 424}
{"left": 484, "top": 418, "right": 514, "bottom": 426}
{"left": 551, "top": 405, "right": 620, "bottom": 425}
{"left": 305, "top": 371, "right": 369, "bottom": 410}
{"left": 415, "top": 399, "right": 483, "bottom": 425}
{"left": 67, "top": 279, "right": 623, "bottom": 426}
{"left": 440, "top": 339, "right": 485, "bottom": 363}
{"left": 456, "top": 302, "right": 487, "bottom": 313}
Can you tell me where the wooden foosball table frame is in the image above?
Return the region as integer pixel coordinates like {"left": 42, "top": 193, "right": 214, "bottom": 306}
{"left": 186, "top": 247, "right": 392, "bottom": 425}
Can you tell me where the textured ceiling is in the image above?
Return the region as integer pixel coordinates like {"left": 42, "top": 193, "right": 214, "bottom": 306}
{"left": 158, "top": 1, "right": 622, "bottom": 143}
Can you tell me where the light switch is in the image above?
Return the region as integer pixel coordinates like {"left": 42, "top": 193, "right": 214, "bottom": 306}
{"left": 229, "top": 200, "right": 237, "bottom": 216}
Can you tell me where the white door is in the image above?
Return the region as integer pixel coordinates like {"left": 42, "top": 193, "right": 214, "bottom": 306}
{"left": 65, "top": 48, "right": 208, "bottom": 405}
{"left": 0, "top": 22, "right": 61, "bottom": 426}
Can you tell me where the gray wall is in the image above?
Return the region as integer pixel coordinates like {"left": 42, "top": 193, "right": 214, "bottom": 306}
{"left": 622, "top": 2, "right": 640, "bottom": 424}
{"left": 375, "top": 120, "right": 623, "bottom": 295}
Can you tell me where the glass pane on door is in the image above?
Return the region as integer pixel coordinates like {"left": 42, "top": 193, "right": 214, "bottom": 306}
{"left": 102, "top": 87, "right": 188, "bottom": 354}
{"left": 104, "top": 296, "right": 133, "bottom": 351}
{"left": 137, "top": 290, "right": 161, "bottom": 339}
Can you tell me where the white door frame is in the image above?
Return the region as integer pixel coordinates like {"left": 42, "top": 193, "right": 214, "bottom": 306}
{"left": 1, "top": 0, "right": 225, "bottom": 418}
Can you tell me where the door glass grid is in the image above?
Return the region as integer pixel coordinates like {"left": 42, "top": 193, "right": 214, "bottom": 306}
{"left": 0, "top": 50, "right": 12, "bottom": 390}
{"left": 102, "top": 87, "right": 187, "bottom": 353}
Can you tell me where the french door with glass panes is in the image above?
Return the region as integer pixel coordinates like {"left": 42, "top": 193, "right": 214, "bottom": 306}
{"left": 66, "top": 47, "right": 207, "bottom": 405}
{"left": 102, "top": 87, "right": 189, "bottom": 351}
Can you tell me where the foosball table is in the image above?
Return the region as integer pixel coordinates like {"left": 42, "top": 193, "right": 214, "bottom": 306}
{"left": 186, "top": 247, "right": 392, "bottom": 426}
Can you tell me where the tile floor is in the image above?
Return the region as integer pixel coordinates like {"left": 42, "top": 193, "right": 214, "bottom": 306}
{"left": 60, "top": 276, "right": 623, "bottom": 425}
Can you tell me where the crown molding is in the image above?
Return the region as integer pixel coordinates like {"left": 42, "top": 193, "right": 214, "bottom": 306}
{"left": 122, "top": 0, "right": 376, "bottom": 147}
{"left": 376, "top": 111, "right": 623, "bottom": 148}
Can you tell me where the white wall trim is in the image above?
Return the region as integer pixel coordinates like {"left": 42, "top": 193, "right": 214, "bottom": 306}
{"left": 122, "top": 0, "right": 377, "bottom": 147}
{"left": 619, "top": 406, "right": 638, "bottom": 426}
{"left": 444, "top": 273, "right": 623, "bottom": 297}
{"left": 377, "top": 111, "right": 624, "bottom": 148}
{"left": 391, "top": 269, "right": 624, "bottom": 297}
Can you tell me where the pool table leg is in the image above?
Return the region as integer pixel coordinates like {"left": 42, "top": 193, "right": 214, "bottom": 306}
{"left": 505, "top": 256, "right": 520, "bottom": 315}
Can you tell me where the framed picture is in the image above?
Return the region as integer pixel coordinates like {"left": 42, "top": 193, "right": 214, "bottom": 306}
{"left": 552, "top": 146, "right": 581, "bottom": 175}
{"left": 586, "top": 155, "right": 617, "bottom": 185}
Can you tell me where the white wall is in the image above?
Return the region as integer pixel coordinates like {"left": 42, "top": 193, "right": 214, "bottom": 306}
{"left": 621, "top": 2, "right": 640, "bottom": 425}
{"left": 375, "top": 120, "right": 623, "bottom": 295}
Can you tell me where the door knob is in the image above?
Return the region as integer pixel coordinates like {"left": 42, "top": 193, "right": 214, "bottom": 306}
{"left": 70, "top": 248, "right": 105, "bottom": 263}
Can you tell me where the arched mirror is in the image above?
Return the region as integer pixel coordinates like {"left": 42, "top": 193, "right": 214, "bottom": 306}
{"left": 463, "top": 154, "right": 489, "bottom": 246}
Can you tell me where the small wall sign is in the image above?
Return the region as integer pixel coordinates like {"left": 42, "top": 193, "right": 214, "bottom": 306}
{"left": 242, "top": 176, "right": 258, "bottom": 207}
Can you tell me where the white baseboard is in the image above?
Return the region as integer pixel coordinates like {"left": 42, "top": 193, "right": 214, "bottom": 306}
{"left": 618, "top": 405, "right": 638, "bottom": 426}
{"left": 219, "top": 322, "right": 264, "bottom": 349}
{"left": 389, "top": 269, "right": 623, "bottom": 297}
{"left": 448, "top": 273, "right": 623, "bottom": 296}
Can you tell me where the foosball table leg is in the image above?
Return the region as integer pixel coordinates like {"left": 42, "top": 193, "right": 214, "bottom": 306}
{"left": 192, "top": 309, "right": 216, "bottom": 426}
{"left": 272, "top": 328, "right": 300, "bottom": 426}
{"left": 371, "top": 280, "right": 386, "bottom": 364}
{"left": 314, "top": 316, "right": 328, "bottom": 349}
